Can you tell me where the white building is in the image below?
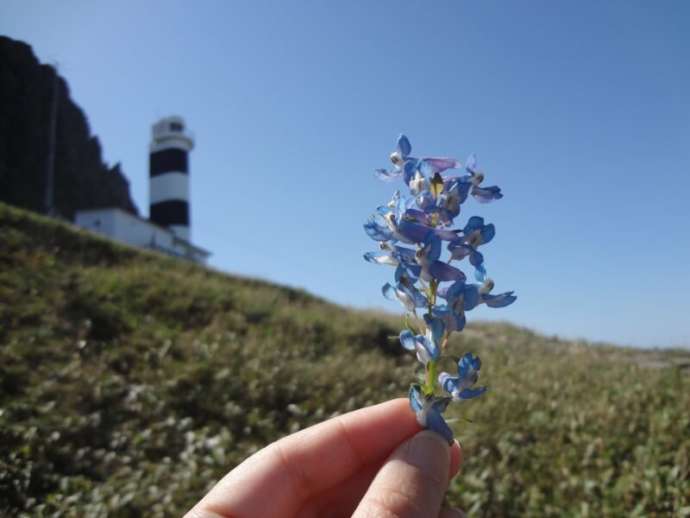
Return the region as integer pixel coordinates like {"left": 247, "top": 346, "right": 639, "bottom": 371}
{"left": 75, "top": 116, "right": 210, "bottom": 264}
{"left": 75, "top": 207, "right": 209, "bottom": 263}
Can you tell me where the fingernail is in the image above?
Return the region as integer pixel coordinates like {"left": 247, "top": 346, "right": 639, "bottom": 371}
{"left": 401, "top": 430, "right": 450, "bottom": 482}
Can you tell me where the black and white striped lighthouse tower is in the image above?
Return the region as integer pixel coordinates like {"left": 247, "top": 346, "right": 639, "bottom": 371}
{"left": 149, "top": 116, "right": 194, "bottom": 241}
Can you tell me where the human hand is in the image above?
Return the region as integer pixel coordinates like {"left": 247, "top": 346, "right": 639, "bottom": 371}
{"left": 185, "top": 399, "right": 464, "bottom": 518}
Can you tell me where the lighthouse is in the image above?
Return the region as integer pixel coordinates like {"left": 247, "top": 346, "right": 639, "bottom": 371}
{"left": 75, "top": 115, "right": 210, "bottom": 263}
{"left": 149, "top": 116, "right": 194, "bottom": 241}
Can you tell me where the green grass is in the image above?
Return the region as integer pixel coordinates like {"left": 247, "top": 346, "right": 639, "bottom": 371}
{"left": 1, "top": 202, "right": 688, "bottom": 517}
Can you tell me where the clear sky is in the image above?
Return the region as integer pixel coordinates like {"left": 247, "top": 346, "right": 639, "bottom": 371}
{"left": 2, "top": 1, "right": 689, "bottom": 348}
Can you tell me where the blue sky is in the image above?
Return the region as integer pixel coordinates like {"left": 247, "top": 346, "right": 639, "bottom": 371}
{"left": 2, "top": 1, "right": 689, "bottom": 348}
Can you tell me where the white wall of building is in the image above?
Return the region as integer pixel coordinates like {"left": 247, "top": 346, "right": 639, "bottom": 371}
{"left": 74, "top": 208, "right": 208, "bottom": 264}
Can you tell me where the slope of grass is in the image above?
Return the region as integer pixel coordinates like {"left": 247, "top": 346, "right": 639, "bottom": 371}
{"left": 1, "top": 202, "right": 688, "bottom": 517}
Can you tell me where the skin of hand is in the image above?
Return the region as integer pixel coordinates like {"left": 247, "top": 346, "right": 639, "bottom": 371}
{"left": 184, "top": 399, "right": 465, "bottom": 518}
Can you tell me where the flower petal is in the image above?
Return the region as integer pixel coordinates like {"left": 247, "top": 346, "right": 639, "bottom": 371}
{"left": 457, "top": 352, "right": 481, "bottom": 382}
{"left": 363, "top": 251, "right": 398, "bottom": 266}
{"left": 473, "top": 263, "right": 487, "bottom": 282}
{"left": 432, "top": 306, "right": 465, "bottom": 333}
{"left": 384, "top": 282, "right": 428, "bottom": 310}
{"left": 397, "top": 134, "right": 412, "bottom": 158}
{"left": 472, "top": 185, "right": 503, "bottom": 203}
{"left": 423, "top": 314, "right": 445, "bottom": 352}
{"left": 448, "top": 241, "right": 472, "bottom": 261}
{"left": 374, "top": 168, "right": 403, "bottom": 182}
{"left": 391, "top": 245, "right": 417, "bottom": 264}
{"left": 465, "top": 153, "right": 478, "bottom": 174}
{"left": 419, "top": 157, "right": 462, "bottom": 176}
{"left": 464, "top": 216, "right": 485, "bottom": 234}
{"left": 434, "top": 228, "right": 461, "bottom": 241}
{"left": 408, "top": 385, "right": 424, "bottom": 414}
{"left": 399, "top": 330, "right": 417, "bottom": 352}
{"left": 461, "top": 285, "right": 480, "bottom": 311}
{"left": 438, "top": 372, "right": 456, "bottom": 394}
{"left": 403, "top": 208, "right": 432, "bottom": 226}
{"left": 428, "top": 261, "right": 465, "bottom": 282}
{"left": 394, "top": 263, "right": 421, "bottom": 283}
{"left": 457, "top": 386, "right": 488, "bottom": 399}
{"left": 469, "top": 249, "right": 484, "bottom": 268}
{"left": 364, "top": 216, "right": 394, "bottom": 242}
{"left": 397, "top": 219, "right": 433, "bottom": 244}
{"left": 425, "top": 398, "right": 454, "bottom": 444}
{"left": 482, "top": 291, "right": 517, "bottom": 308}
{"left": 402, "top": 160, "right": 418, "bottom": 185}
{"left": 441, "top": 279, "right": 466, "bottom": 301}
{"left": 400, "top": 283, "right": 428, "bottom": 308}
{"left": 480, "top": 224, "right": 496, "bottom": 245}
{"left": 422, "top": 234, "right": 442, "bottom": 262}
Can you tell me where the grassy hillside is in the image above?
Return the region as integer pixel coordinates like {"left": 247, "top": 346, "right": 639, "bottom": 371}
{"left": 1, "top": 202, "right": 688, "bottom": 517}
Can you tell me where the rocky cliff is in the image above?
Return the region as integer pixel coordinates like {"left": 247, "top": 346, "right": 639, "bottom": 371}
{"left": 0, "top": 36, "right": 138, "bottom": 219}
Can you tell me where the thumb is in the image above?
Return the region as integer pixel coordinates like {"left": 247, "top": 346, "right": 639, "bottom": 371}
{"left": 352, "top": 430, "right": 452, "bottom": 518}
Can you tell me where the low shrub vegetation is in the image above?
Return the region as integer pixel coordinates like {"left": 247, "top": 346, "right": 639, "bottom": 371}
{"left": 1, "top": 203, "right": 688, "bottom": 516}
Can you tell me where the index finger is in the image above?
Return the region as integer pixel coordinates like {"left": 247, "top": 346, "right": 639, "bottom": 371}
{"left": 187, "top": 398, "right": 420, "bottom": 518}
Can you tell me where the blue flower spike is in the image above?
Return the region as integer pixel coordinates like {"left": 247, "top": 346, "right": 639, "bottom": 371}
{"left": 364, "top": 135, "right": 516, "bottom": 443}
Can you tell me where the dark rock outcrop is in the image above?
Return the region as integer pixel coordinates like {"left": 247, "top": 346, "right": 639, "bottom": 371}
{"left": 0, "top": 36, "right": 138, "bottom": 219}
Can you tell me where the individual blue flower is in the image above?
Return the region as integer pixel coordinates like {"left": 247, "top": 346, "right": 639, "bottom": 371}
{"left": 401, "top": 208, "right": 433, "bottom": 226}
{"left": 433, "top": 305, "right": 466, "bottom": 333}
{"left": 439, "top": 279, "right": 481, "bottom": 312}
{"left": 462, "top": 216, "right": 495, "bottom": 248}
{"left": 363, "top": 242, "right": 417, "bottom": 268}
{"left": 382, "top": 281, "right": 428, "bottom": 312}
{"left": 408, "top": 170, "right": 429, "bottom": 196}
{"left": 394, "top": 261, "right": 422, "bottom": 285}
{"left": 419, "top": 157, "right": 463, "bottom": 177}
{"left": 382, "top": 190, "right": 407, "bottom": 219}
{"left": 438, "top": 352, "right": 487, "bottom": 401}
{"left": 448, "top": 216, "right": 494, "bottom": 281}
{"left": 409, "top": 385, "right": 454, "bottom": 444}
{"left": 415, "top": 234, "right": 466, "bottom": 282}
{"left": 364, "top": 210, "right": 426, "bottom": 245}
{"left": 375, "top": 135, "right": 416, "bottom": 183}
{"left": 482, "top": 291, "right": 517, "bottom": 307}
{"left": 363, "top": 212, "right": 394, "bottom": 242}
{"left": 375, "top": 135, "right": 462, "bottom": 186}
{"left": 398, "top": 313, "right": 445, "bottom": 364}
{"left": 393, "top": 215, "right": 460, "bottom": 245}
{"left": 434, "top": 279, "right": 478, "bottom": 332}
{"left": 399, "top": 329, "right": 438, "bottom": 365}
{"left": 478, "top": 278, "right": 517, "bottom": 307}
{"left": 395, "top": 217, "right": 435, "bottom": 244}
{"left": 472, "top": 184, "right": 503, "bottom": 204}
{"left": 439, "top": 278, "right": 516, "bottom": 312}
{"left": 365, "top": 192, "right": 433, "bottom": 245}
{"left": 465, "top": 154, "right": 503, "bottom": 203}
{"left": 447, "top": 241, "right": 487, "bottom": 281}
{"left": 424, "top": 313, "right": 445, "bottom": 350}
{"left": 435, "top": 178, "right": 471, "bottom": 226}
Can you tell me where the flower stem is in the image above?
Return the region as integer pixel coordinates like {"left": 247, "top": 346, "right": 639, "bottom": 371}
{"left": 424, "top": 359, "right": 438, "bottom": 396}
